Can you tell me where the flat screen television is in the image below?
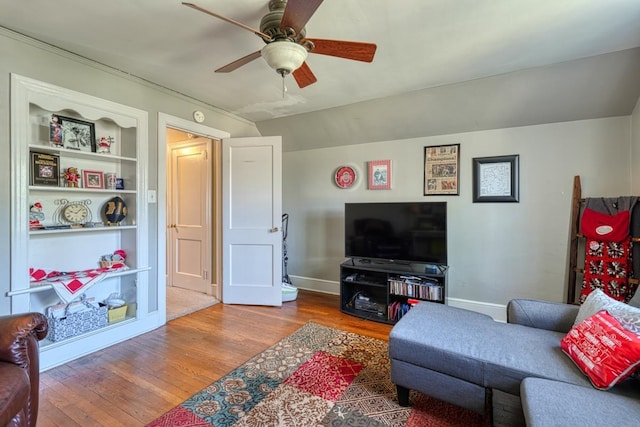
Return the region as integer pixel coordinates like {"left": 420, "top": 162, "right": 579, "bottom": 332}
{"left": 344, "top": 202, "right": 447, "bottom": 265}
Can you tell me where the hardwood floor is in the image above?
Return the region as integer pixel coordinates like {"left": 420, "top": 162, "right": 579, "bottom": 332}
{"left": 38, "top": 290, "right": 393, "bottom": 426}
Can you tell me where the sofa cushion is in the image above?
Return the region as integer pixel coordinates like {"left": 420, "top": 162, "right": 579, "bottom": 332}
{"left": 389, "top": 302, "right": 593, "bottom": 396}
{"left": 521, "top": 377, "right": 640, "bottom": 427}
{"left": 389, "top": 303, "right": 493, "bottom": 386}
{"left": 0, "top": 363, "right": 30, "bottom": 427}
{"left": 481, "top": 322, "right": 591, "bottom": 394}
{"left": 561, "top": 310, "right": 640, "bottom": 390}
{"left": 574, "top": 289, "right": 640, "bottom": 331}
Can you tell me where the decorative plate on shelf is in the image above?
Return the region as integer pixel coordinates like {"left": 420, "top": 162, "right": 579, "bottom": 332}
{"left": 335, "top": 166, "right": 357, "bottom": 189}
{"left": 103, "top": 196, "right": 128, "bottom": 225}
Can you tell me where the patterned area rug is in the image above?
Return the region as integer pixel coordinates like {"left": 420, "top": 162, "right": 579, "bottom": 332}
{"left": 147, "top": 322, "right": 488, "bottom": 426}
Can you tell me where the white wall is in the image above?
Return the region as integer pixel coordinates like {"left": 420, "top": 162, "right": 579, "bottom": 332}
{"left": 284, "top": 117, "right": 632, "bottom": 307}
{"left": 0, "top": 29, "right": 260, "bottom": 315}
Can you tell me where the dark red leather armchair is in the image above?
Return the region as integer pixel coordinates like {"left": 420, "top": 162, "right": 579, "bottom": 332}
{"left": 0, "top": 313, "right": 48, "bottom": 427}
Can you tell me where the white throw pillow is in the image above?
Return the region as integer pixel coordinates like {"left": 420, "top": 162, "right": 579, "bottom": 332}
{"left": 574, "top": 289, "right": 640, "bottom": 334}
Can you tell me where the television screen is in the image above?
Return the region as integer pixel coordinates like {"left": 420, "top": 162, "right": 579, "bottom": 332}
{"left": 345, "top": 202, "right": 447, "bottom": 265}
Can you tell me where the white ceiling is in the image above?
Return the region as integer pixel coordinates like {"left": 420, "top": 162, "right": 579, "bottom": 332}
{"left": 1, "top": 0, "right": 640, "bottom": 128}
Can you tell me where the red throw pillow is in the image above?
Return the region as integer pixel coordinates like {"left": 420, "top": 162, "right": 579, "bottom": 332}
{"left": 561, "top": 310, "right": 640, "bottom": 390}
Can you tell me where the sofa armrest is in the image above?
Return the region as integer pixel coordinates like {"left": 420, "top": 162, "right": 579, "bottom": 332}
{"left": 507, "top": 299, "right": 579, "bottom": 333}
{"left": 0, "top": 313, "right": 48, "bottom": 427}
{"left": 0, "top": 313, "right": 48, "bottom": 367}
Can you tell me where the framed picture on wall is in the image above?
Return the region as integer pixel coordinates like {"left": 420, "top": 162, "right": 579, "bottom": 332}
{"left": 472, "top": 154, "right": 519, "bottom": 202}
{"left": 57, "top": 115, "right": 96, "bottom": 152}
{"left": 424, "top": 144, "right": 460, "bottom": 195}
{"left": 368, "top": 160, "right": 391, "bottom": 190}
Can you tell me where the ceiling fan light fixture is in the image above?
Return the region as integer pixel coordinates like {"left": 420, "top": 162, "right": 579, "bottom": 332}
{"left": 261, "top": 41, "right": 308, "bottom": 76}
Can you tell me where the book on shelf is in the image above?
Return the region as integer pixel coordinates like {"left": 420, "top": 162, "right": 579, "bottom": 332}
{"left": 388, "top": 276, "right": 443, "bottom": 301}
{"left": 30, "top": 151, "right": 60, "bottom": 186}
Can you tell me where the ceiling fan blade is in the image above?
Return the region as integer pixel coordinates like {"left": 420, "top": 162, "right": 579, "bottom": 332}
{"left": 305, "top": 38, "right": 377, "bottom": 62}
{"left": 280, "top": 0, "right": 324, "bottom": 36}
{"left": 215, "top": 51, "right": 262, "bottom": 73}
{"left": 182, "top": 2, "right": 272, "bottom": 41}
{"left": 293, "top": 62, "right": 318, "bottom": 88}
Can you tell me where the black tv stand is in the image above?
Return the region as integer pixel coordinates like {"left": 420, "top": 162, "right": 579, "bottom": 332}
{"left": 340, "top": 258, "right": 447, "bottom": 324}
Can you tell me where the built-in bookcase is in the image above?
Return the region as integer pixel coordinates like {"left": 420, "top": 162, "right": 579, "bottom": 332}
{"left": 9, "top": 74, "right": 161, "bottom": 370}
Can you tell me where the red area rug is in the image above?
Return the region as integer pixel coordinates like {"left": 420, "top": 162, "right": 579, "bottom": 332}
{"left": 147, "top": 322, "right": 488, "bottom": 426}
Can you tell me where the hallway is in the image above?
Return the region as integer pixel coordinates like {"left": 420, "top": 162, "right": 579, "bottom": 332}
{"left": 166, "top": 286, "right": 218, "bottom": 321}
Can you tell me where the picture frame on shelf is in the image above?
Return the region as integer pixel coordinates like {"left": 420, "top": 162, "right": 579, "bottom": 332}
{"left": 57, "top": 115, "right": 96, "bottom": 152}
{"left": 83, "top": 170, "right": 104, "bottom": 189}
{"left": 472, "top": 154, "right": 519, "bottom": 203}
{"left": 49, "top": 115, "right": 63, "bottom": 147}
{"left": 368, "top": 160, "right": 392, "bottom": 190}
{"left": 30, "top": 151, "right": 60, "bottom": 186}
{"left": 424, "top": 144, "right": 460, "bottom": 196}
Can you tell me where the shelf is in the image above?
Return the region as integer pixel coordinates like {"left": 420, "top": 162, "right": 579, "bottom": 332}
{"left": 5, "top": 267, "right": 151, "bottom": 297}
{"left": 40, "top": 316, "right": 137, "bottom": 350}
{"left": 29, "top": 144, "right": 136, "bottom": 163}
{"left": 10, "top": 74, "right": 154, "bottom": 370}
{"left": 390, "top": 293, "right": 444, "bottom": 303}
{"left": 342, "top": 280, "right": 387, "bottom": 288}
{"left": 341, "top": 307, "right": 393, "bottom": 324}
{"left": 30, "top": 225, "right": 136, "bottom": 236}
{"left": 29, "top": 185, "right": 136, "bottom": 194}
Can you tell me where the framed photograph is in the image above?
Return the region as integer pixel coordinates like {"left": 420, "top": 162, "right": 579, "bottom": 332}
{"left": 472, "top": 154, "right": 519, "bottom": 202}
{"left": 424, "top": 144, "right": 460, "bottom": 195}
{"left": 49, "top": 115, "right": 63, "bottom": 147}
{"left": 83, "top": 170, "right": 104, "bottom": 189}
{"left": 30, "top": 151, "right": 60, "bottom": 186}
{"left": 57, "top": 115, "right": 96, "bottom": 152}
{"left": 368, "top": 160, "right": 391, "bottom": 190}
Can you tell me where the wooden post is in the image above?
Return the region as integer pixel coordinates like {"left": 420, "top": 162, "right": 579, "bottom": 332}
{"left": 567, "top": 176, "right": 581, "bottom": 304}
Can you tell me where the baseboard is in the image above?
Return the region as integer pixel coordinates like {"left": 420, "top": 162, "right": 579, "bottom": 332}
{"left": 289, "top": 275, "right": 339, "bottom": 295}
{"left": 289, "top": 275, "right": 508, "bottom": 322}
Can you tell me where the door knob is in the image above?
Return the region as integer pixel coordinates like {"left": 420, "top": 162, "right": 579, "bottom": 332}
{"left": 270, "top": 227, "right": 279, "bottom": 232}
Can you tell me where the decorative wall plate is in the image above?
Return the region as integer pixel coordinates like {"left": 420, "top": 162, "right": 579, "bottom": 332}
{"left": 335, "top": 166, "right": 357, "bottom": 189}
{"left": 103, "top": 196, "right": 128, "bottom": 226}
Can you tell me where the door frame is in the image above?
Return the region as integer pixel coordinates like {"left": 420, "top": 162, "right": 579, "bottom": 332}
{"left": 157, "top": 113, "right": 230, "bottom": 324}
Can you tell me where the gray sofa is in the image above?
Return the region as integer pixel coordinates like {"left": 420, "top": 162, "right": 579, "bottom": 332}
{"left": 389, "top": 299, "right": 640, "bottom": 426}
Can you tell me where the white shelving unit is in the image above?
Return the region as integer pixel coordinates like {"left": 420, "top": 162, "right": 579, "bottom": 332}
{"left": 9, "top": 74, "right": 161, "bottom": 370}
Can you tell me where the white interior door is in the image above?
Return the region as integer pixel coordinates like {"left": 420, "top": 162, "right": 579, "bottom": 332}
{"left": 222, "top": 136, "right": 282, "bottom": 306}
{"left": 168, "top": 138, "right": 212, "bottom": 293}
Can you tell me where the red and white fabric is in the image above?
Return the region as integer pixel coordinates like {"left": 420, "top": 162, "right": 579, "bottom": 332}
{"left": 29, "top": 264, "right": 127, "bottom": 303}
{"left": 580, "top": 197, "right": 637, "bottom": 303}
{"left": 561, "top": 310, "right": 640, "bottom": 390}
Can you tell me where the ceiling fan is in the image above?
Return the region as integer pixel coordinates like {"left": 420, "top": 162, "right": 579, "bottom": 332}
{"left": 182, "top": 0, "right": 377, "bottom": 88}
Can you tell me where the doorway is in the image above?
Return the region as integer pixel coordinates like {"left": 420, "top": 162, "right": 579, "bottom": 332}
{"left": 157, "top": 113, "right": 231, "bottom": 322}
{"left": 167, "top": 132, "right": 213, "bottom": 292}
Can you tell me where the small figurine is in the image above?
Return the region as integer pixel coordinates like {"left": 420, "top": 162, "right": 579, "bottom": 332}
{"left": 29, "top": 202, "right": 45, "bottom": 230}
{"left": 97, "top": 136, "right": 115, "bottom": 154}
{"left": 63, "top": 167, "right": 81, "bottom": 187}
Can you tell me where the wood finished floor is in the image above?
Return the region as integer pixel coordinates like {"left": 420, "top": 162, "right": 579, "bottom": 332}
{"left": 38, "top": 290, "right": 393, "bottom": 426}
